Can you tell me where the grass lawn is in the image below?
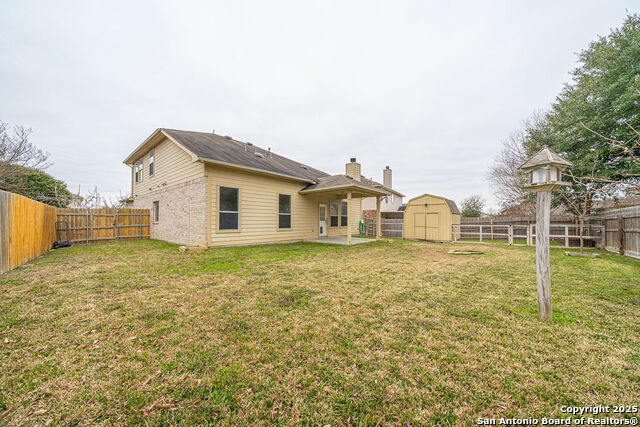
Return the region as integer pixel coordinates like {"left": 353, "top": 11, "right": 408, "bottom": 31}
{"left": 1, "top": 239, "right": 638, "bottom": 425}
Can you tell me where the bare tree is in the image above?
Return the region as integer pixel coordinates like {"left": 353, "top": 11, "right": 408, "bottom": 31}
{"left": 488, "top": 112, "right": 546, "bottom": 208}
{"left": 0, "top": 121, "right": 50, "bottom": 175}
{"left": 71, "top": 186, "right": 130, "bottom": 209}
{"left": 559, "top": 157, "right": 612, "bottom": 253}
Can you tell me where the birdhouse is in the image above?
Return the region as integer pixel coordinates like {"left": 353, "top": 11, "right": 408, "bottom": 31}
{"left": 519, "top": 146, "right": 573, "bottom": 191}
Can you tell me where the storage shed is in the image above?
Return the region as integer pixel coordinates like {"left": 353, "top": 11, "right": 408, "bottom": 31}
{"left": 403, "top": 194, "right": 461, "bottom": 241}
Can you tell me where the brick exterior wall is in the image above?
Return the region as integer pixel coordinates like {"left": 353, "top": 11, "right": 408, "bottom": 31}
{"left": 133, "top": 177, "right": 207, "bottom": 246}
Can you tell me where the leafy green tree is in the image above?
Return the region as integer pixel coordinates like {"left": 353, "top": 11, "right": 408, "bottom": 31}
{"left": 0, "top": 120, "right": 71, "bottom": 207}
{"left": 0, "top": 164, "right": 72, "bottom": 207}
{"left": 543, "top": 13, "right": 640, "bottom": 213}
{"left": 490, "top": 14, "right": 640, "bottom": 215}
{"left": 460, "top": 195, "right": 485, "bottom": 217}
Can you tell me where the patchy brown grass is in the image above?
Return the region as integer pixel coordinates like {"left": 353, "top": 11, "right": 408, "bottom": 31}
{"left": 0, "top": 239, "right": 638, "bottom": 425}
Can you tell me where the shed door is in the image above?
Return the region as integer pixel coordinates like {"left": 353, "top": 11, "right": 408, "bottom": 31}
{"left": 414, "top": 213, "right": 426, "bottom": 240}
{"left": 425, "top": 213, "right": 440, "bottom": 240}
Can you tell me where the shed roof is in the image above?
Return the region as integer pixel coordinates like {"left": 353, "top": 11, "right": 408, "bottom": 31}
{"left": 519, "top": 146, "right": 573, "bottom": 170}
{"left": 406, "top": 193, "right": 460, "bottom": 215}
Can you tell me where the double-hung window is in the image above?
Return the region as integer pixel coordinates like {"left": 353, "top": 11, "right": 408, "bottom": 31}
{"left": 341, "top": 201, "right": 348, "bottom": 226}
{"left": 219, "top": 186, "right": 239, "bottom": 230}
{"left": 152, "top": 201, "right": 159, "bottom": 222}
{"left": 330, "top": 200, "right": 339, "bottom": 227}
{"left": 135, "top": 159, "right": 143, "bottom": 182}
{"left": 149, "top": 150, "right": 155, "bottom": 176}
{"left": 278, "top": 194, "right": 291, "bottom": 229}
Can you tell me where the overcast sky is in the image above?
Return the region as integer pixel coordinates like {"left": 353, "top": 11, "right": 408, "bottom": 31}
{"left": 0, "top": 1, "right": 636, "bottom": 210}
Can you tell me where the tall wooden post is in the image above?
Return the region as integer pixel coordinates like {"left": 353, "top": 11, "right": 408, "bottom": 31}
{"left": 519, "top": 145, "right": 572, "bottom": 322}
{"left": 535, "top": 190, "right": 552, "bottom": 321}
{"left": 376, "top": 196, "right": 382, "bottom": 241}
{"left": 347, "top": 192, "right": 352, "bottom": 246}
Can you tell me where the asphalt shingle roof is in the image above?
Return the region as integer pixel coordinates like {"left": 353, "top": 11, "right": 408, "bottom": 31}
{"left": 299, "top": 175, "right": 387, "bottom": 195}
{"left": 162, "top": 129, "right": 330, "bottom": 182}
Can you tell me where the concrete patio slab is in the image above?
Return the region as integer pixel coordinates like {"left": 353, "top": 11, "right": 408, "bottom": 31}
{"left": 304, "top": 236, "right": 374, "bottom": 245}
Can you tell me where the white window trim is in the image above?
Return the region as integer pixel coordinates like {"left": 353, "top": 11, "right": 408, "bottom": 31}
{"left": 152, "top": 201, "right": 159, "bottom": 223}
{"left": 135, "top": 159, "right": 143, "bottom": 182}
{"left": 149, "top": 150, "right": 155, "bottom": 176}
{"left": 277, "top": 193, "right": 292, "bottom": 230}
{"left": 218, "top": 186, "right": 240, "bottom": 231}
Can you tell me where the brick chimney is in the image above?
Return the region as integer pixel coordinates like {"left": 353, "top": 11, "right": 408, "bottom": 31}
{"left": 383, "top": 166, "right": 392, "bottom": 188}
{"left": 345, "top": 158, "right": 361, "bottom": 181}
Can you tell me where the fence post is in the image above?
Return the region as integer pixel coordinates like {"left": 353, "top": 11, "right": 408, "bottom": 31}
{"left": 86, "top": 210, "right": 89, "bottom": 244}
{"left": 114, "top": 213, "right": 118, "bottom": 241}
{"left": 618, "top": 215, "right": 625, "bottom": 256}
{"left": 490, "top": 218, "right": 494, "bottom": 240}
{"left": 564, "top": 225, "right": 569, "bottom": 248}
{"left": 508, "top": 225, "right": 513, "bottom": 246}
{"left": 479, "top": 225, "right": 483, "bottom": 242}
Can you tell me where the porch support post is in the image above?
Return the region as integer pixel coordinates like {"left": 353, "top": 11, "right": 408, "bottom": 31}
{"left": 376, "top": 196, "right": 382, "bottom": 241}
{"left": 347, "top": 192, "right": 352, "bottom": 246}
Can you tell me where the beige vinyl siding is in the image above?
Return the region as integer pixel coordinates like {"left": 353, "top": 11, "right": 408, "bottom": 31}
{"left": 206, "top": 165, "right": 363, "bottom": 246}
{"left": 132, "top": 137, "right": 205, "bottom": 198}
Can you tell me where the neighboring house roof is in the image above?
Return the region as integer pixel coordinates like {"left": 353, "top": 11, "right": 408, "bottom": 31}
{"left": 360, "top": 176, "right": 405, "bottom": 197}
{"left": 299, "top": 175, "right": 387, "bottom": 196}
{"left": 124, "top": 128, "right": 329, "bottom": 183}
{"left": 520, "top": 146, "right": 573, "bottom": 170}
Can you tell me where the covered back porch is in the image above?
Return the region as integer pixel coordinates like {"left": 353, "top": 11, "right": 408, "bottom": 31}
{"left": 299, "top": 175, "right": 388, "bottom": 245}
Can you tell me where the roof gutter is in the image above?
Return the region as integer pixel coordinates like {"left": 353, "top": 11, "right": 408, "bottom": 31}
{"left": 197, "top": 157, "right": 316, "bottom": 184}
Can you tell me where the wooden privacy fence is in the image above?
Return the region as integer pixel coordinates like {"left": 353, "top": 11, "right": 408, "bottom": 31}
{"left": 600, "top": 206, "right": 640, "bottom": 259}
{"left": 363, "top": 216, "right": 403, "bottom": 238}
{"left": 0, "top": 190, "right": 57, "bottom": 274}
{"left": 57, "top": 208, "right": 150, "bottom": 243}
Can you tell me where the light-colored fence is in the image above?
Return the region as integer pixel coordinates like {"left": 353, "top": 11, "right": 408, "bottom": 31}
{"left": 57, "top": 208, "right": 150, "bottom": 243}
{"left": 456, "top": 208, "right": 640, "bottom": 260}
{"left": 452, "top": 223, "right": 605, "bottom": 248}
{"left": 363, "top": 216, "right": 404, "bottom": 238}
{"left": 0, "top": 190, "right": 57, "bottom": 274}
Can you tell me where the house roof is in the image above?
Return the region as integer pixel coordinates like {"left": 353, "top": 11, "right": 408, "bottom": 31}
{"left": 519, "top": 146, "right": 573, "bottom": 170}
{"left": 123, "top": 128, "right": 406, "bottom": 194}
{"left": 299, "top": 175, "right": 388, "bottom": 197}
{"left": 124, "top": 129, "right": 329, "bottom": 183}
{"left": 164, "top": 129, "right": 331, "bottom": 182}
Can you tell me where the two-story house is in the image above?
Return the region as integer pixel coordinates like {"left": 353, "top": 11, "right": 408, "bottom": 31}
{"left": 123, "top": 128, "right": 391, "bottom": 247}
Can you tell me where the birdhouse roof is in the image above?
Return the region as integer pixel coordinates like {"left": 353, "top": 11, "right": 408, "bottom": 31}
{"left": 519, "top": 146, "right": 573, "bottom": 170}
